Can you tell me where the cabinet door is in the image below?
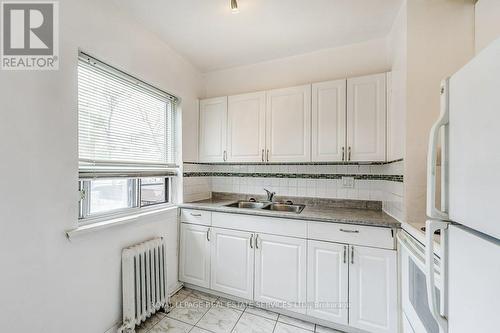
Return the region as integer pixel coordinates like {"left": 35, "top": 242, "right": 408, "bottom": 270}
{"left": 386, "top": 72, "right": 404, "bottom": 161}
{"left": 210, "top": 228, "right": 254, "bottom": 300}
{"left": 179, "top": 223, "right": 211, "bottom": 288}
{"left": 227, "top": 92, "right": 266, "bottom": 162}
{"left": 199, "top": 97, "right": 227, "bottom": 162}
{"left": 266, "top": 85, "right": 311, "bottom": 162}
{"left": 349, "top": 245, "right": 397, "bottom": 333}
{"left": 346, "top": 74, "right": 386, "bottom": 162}
{"left": 254, "top": 233, "right": 307, "bottom": 314}
{"left": 312, "top": 80, "right": 346, "bottom": 162}
{"left": 306, "top": 240, "right": 348, "bottom": 325}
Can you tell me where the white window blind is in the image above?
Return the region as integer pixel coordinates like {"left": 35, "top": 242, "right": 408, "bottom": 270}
{"left": 78, "top": 51, "right": 178, "bottom": 178}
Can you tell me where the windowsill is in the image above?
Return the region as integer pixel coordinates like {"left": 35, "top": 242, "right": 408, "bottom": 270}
{"left": 66, "top": 204, "right": 178, "bottom": 240}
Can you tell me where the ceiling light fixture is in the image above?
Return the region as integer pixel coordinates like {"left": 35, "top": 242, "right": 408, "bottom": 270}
{"left": 230, "top": 0, "right": 239, "bottom": 13}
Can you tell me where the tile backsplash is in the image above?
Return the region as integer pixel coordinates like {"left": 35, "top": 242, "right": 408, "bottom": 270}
{"left": 183, "top": 161, "right": 405, "bottom": 222}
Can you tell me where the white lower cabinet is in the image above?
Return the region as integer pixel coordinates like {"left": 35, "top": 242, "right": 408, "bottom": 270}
{"left": 254, "top": 233, "right": 307, "bottom": 314}
{"left": 349, "top": 245, "right": 398, "bottom": 333}
{"left": 179, "top": 223, "right": 211, "bottom": 288}
{"left": 179, "top": 210, "right": 397, "bottom": 333}
{"left": 306, "top": 240, "right": 349, "bottom": 325}
{"left": 210, "top": 228, "right": 254, "bottom": 300}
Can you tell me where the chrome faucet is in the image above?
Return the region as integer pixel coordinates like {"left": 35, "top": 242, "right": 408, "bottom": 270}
{"left": 264, "top": 188, "right": 276, "bottom": 202}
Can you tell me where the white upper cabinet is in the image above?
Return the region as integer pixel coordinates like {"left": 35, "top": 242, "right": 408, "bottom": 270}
{"left": 349, "top": 245, "right": 398, "bottom": 333}
{"left": 307, "top": 240, "right": 348, "bottom": 325}
{"left": 199, "top": 73, "right": 389, "bottom": 163}
{"left": 254, "top": 233, "right": 307, "bottom": 314}
{"left": 227, "top": 92, "right": 266, "bottom": 162}
{"left": 179, "top": 223, "right": 211, "bottom": 288}
{"left": 210, "top": 228, "right": 254, "bottom": 300}
{"left": 347, "top": 74, "right": 387, "bottom": 162}
{"left": 266, "top": 85, "right": 311, "bottom": 162}
{"left": 386, "top": 72, "right": 404, "bottom": 161}
{"left": 312, "top": 80, "right": 347, "bottom": 162}
{"left": 199, "top": 97, "right": 227, "bottom": 162}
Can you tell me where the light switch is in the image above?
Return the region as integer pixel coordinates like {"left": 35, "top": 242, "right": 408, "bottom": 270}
{"left": 342, "top": 176, "right": 355, "bottom": 188}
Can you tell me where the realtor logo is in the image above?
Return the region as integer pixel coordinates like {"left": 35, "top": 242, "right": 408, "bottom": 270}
{"left": 1, "top": 1, "right": 59, "bottom": 70}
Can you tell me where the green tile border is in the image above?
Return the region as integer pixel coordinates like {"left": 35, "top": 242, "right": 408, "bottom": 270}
{"left": 183, "top": 172, "right": 403, "bottom": 182}
{"left": 183, "top": 158, "right": 403, "bottom": 166}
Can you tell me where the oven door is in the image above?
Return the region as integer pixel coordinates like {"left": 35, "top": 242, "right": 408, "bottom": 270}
{"left": 399, "top": 231, "right": 442, "bottom": 333}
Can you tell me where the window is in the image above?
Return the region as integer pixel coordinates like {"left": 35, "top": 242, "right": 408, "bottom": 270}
{"left": 77, "top": 51, "right": 177, "bottom": 221}
{"left": 78, "top": 177, "right": 171, "bottom": 219}
{"left": 140, "top": 177, "right": 169, "bottom": 207}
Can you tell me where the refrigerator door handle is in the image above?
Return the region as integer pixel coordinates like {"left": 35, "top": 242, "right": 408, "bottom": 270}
{"left": 427, "top": 79, "right": 450, "bottom": 220}
{"left": 425, "top": 220, "right": 449, "bottom": 333}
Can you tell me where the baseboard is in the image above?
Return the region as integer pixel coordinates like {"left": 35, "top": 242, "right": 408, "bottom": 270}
{"left": 103, "top": 283, "right": 183, "bottom": 333}
{"left": 182, "top": 283, "right": 365, "bottom": 333}
{"left": 104, "top": 323, "right": 120, "bottom": 333}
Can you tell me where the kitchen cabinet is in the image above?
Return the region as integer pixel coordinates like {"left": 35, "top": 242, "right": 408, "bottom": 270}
{"left": 349, "top": 245, "right": 398, "bottom": 333}
{"left": 226, "top": 92, "right": 266, "bottom": 162}
{"left": 386, "top": 71, "right": 404, "bottom": 161}
{"left": 306, "top": 240, "right": 348, "bottom": 325}
{"left": 311, "top": 80, "right": 347, "bottom": 162}
{"left": 179, "top": 209, "right": 398, "bottom": 333}
{"left": 199, "top": 73, "right": 391, "bottom": 163}
{"left": 179, "top": 223, "right": 211, "bottom": 288}
{"left": 266, "top": 85, "right": 311, "bottom": 162}
{"left": 210, "top": 228, "right": 254, "bottom": 300}
{"left": 254, "top": 233, "right": 307, "bottom": 314}
{"left": 347, "top": 73, "right": 387, "bottom": 162}
{"left": 199, "top": 97, "right": 227, "bottom": 162}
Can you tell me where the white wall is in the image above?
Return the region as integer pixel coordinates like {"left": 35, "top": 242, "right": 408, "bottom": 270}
{"left": 0, "top": 0, "right": 203, "bottom": 332}
{"left": 383, "top": 1, "right": 407, "bottom": 221}
{"left": 404, "top": 0, "right": 474, "bottom": 226}
{"left": 475, "top": 0, "right": 500, "bottom": 53}
{"left": 203, "top": 38, "right": 391, "bottom": 98}
{"left": 386, "top": 1, "right": 407, "bottom": 162}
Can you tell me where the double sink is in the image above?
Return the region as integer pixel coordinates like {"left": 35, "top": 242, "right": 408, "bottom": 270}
{"left": 225, "top": 200, "right": 305, "bottom": 214}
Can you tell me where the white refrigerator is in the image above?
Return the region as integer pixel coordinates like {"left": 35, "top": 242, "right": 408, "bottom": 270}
{"left": 425, "top": 38, "right": 500, "bottom": 333}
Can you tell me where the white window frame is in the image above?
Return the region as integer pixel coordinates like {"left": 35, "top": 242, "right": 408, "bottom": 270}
{"left": 77, "top": 51, "right": 179, "bottom": 224}
{"left": 78, "top": 177, "right": 172, "bottom": 225}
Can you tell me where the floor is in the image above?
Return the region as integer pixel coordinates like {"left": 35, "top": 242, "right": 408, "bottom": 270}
{"left": 136, "top": 288, "right": 345, "bottom": 333}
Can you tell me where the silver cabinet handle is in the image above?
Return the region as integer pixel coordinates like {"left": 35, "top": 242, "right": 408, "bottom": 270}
{"left": 255, "top": 234, "right": 259, "bottom": 249}
{"left": 207, "top": 228, "right": 211, "bottom": 241}
{"left": 340, "top": 228, "right": 359, "bottom": 233}
{"left": 348, "top": 147, "right": 352, "bottom": 161}
{"left": 343, "top": 245, "right": 347, "bottom": 264}
{"left": 342, "top": 147, "right": 345, "bottom": 161}
{"left": 190, "top": 213, "right": 202, "bottom": 217}
{"left": 261, "top": 149, "right": 265, "bottom": 162}
{"left": 266, "top": 150, "right": 270, "bottom": 162}
{"left": 351, "top": 246, "right": 354, "bottom": 264}
{"left": 250, "top": 234, "right": 254, "bottom": 249}
{"left": 223, "top": 150, "right": 227, "bottom": 162}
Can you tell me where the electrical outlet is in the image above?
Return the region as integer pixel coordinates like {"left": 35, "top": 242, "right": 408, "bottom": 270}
{"left": 342, "top": 176, "right": 355, "bottom": 189}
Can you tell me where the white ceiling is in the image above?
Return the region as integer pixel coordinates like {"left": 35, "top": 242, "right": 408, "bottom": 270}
{"left": 114, "top": 0, "right": 402, "bottom": 73}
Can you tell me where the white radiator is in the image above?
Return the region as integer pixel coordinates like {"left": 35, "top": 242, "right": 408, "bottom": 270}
{"left": 119, "top": 238, "right": 169, "bottom": 333}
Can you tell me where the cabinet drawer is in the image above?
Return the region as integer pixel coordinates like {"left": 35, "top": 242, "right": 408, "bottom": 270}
{"left": 180, "top": 209, "right": 211, "bottom": 226}
{"left": 308, "top": 222, "right": 395, "bottom": 250}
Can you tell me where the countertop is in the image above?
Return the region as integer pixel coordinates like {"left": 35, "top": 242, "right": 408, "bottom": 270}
{"left": 180, "top": 198, "right": 401, "bottom": 228}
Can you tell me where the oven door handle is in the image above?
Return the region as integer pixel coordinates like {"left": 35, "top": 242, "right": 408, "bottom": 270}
{"left": 425, "top": 220, "right": 449, "bottom": 333}
{"left": 397, "top": 231, "right": 425, "bottom": 266}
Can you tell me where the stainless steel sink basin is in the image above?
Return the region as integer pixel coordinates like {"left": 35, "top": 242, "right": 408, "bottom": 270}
{"left": 225, "top": 201, "right": 270, "bottom": 209}
{"left": 261, "top": 203, "right": 305, "bottom": 213}
{"left": 225, "top": 200, "right": 305, "bottom": 214}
